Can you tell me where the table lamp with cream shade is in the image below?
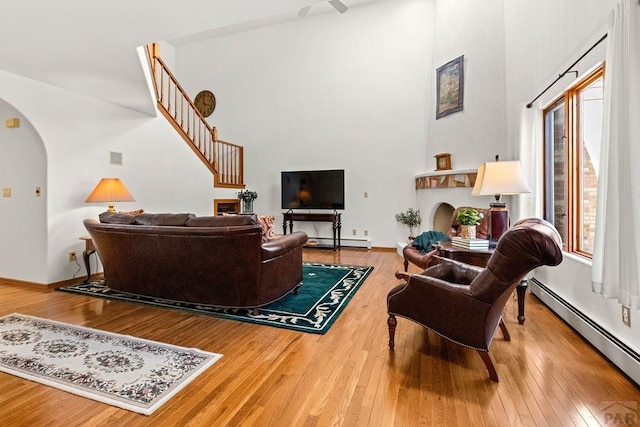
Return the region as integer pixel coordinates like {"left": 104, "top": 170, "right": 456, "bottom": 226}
{"left": 85, "top": 178, "right": 135, "bottom": 212}
{"left": 472, "top": 156, "right": 530, "bottom": 245}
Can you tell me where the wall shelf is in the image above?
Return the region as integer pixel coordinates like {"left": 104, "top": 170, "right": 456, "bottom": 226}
{"left": 415, "top": 168, "right": 477, "bottom": 190}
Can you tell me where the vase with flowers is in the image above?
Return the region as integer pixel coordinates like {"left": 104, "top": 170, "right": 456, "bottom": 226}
{"left": 237, "top": 189, "right": 258, "bottom": 213}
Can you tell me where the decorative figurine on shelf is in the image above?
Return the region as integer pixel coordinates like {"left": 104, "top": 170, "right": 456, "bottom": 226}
{"left": 237, "top": 189, "right": 258, "bottom": 213}
{"left": 395, "top": 207, "right": 422, "bottom": 241}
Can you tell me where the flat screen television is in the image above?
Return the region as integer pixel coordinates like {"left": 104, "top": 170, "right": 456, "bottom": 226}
{"left": 281, "top": 169, "right": 345, "bottom": 210}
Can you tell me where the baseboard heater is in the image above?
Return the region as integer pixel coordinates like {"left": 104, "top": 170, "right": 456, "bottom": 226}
{"left": 530, "top": 277, "right": 640, "bottom": 386}
{"left": 306, "top": 237, "right": 372, "bottom": 249}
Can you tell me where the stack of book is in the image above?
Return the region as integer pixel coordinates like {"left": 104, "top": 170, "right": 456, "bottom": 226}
{"left": 451, "top": 236, "right": 490, "bottom": 250}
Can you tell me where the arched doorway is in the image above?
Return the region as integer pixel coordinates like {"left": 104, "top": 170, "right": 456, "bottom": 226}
{"left": 0, "top": 98, "right": 47, "bottom": 282}
{"left": 432, "top": 202, "right": 454, "bottom": 234}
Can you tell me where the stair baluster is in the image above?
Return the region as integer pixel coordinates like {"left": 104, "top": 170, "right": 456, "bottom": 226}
{"left": 145, "top": 44, "right": 244, "bottom": 188}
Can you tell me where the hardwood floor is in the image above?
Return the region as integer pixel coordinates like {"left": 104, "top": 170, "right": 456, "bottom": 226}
{"left": 0, "top": 248, "right": 638, "bottom": 426}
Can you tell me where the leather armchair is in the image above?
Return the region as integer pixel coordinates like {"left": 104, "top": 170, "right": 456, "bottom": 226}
{"left": 388, "top": 218, "right": 563, "bottom": 381}
{"left": 402, "top": 206, "right": 490, "bottom": 271}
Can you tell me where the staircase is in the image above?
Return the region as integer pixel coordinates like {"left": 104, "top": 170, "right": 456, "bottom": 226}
{"left": 145, "top": 44, "right": 244, "bottom": 188}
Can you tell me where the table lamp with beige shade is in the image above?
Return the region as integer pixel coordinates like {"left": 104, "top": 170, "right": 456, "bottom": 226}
{"left": 472, "top": 156, "right": 530, "bottom": 246}
{"left": 85, "top": 178, "right": 135, "bottom": 212}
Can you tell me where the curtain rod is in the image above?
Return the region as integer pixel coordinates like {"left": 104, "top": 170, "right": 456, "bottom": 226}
{"left": 526, "top": 33, "right": 608, "bottom": 108}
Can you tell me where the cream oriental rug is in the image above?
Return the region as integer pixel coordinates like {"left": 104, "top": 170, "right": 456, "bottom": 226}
{"left": 0, "top": 313, "right": 222, "bottom": 415}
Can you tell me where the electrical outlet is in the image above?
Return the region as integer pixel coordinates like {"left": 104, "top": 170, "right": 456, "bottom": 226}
{"left": 622, "top": 305, "right": 631, "bottom": 327}
{"left": 352, "top": 229, "right": 357, "bottom": 236}
{"left": 364, "top": 230, "right": 368, "bottom": 236}
{"left": 68, "top": 251, "right": 77, "bottom": 262}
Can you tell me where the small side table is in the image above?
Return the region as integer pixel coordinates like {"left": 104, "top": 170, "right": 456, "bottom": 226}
{"left": 79, "top": 235, "right": 96, "bottom": 281}
{"left": 436, "top": 241, "right": 528, "bottom": 324}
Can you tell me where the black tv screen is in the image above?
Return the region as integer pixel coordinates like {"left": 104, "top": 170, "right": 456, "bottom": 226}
{"left": 281, "top": 169, "right": 345, "bottom": 210}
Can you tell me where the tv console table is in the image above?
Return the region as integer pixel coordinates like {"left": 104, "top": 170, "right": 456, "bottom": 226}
{"left": 283, "top": 211, "right": 341, "bottom": 251}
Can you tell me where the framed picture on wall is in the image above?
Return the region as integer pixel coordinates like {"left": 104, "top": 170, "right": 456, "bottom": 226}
{"left": 436, "top": 55, "right": 464, "bottom": 119}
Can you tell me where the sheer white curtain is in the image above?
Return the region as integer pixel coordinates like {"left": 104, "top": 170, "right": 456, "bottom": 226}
{"left": 592, "top": 0, "right": 640, "bottom": 309}
{"left": 514, "top": 102, "right": 543, "bottom": 221}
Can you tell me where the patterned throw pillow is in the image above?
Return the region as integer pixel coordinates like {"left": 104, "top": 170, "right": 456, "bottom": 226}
{"left": 257, "top": 215, "right": 276, "bottom": 242}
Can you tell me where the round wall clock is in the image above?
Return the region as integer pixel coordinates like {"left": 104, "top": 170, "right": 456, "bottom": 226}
{"left": 194, "top": 90, "right": 216, "bottom": 117}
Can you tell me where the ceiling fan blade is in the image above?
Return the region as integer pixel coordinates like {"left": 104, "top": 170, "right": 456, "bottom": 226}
{"left": 328, "top": 0, "right": 348, "bottom": 13}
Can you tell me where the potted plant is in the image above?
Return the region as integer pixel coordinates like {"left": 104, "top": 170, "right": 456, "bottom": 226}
{"left": 456, "top": 208, "right": 483, "bottom": 239}
{"left": 395, "top": 207, "right": 422, "bottom": 240}
{"left": 237, "top": 189, "right": 258, "bottom": 213}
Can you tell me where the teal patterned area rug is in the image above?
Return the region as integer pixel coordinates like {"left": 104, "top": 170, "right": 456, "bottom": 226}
{"left": 0, "top": 313, "right": 221, "bottom": 415}
{"left": 59, "top": 262, "right": 373, "bottom": 335}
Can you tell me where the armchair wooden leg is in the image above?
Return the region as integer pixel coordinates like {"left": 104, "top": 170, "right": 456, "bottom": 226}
{"left": 387, "top": 314, "right": 397, "bottom": 349}
{"left": 403, "top": 259, "right": 409, "bottom": 272}
{"left": 516, "top": 279, "right": 528, "bottom": 324}
{"left": 477, "top": 351, "right": 499, "bottom": 382}
{"left": 395, "top": 271, "right": 410, "bottom": 281}
{"left": 499, "top": 319, "right": 511, "bottom": 341}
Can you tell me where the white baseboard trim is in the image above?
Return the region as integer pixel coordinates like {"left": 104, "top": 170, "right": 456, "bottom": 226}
{"left": 307, "top": 237, "right": 372, "bottom": 249}
{"left": 530, "top": 278, "right": 640, "bottom": 386}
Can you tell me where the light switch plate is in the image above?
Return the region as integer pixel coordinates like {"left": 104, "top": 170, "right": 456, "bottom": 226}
{"left": 5, "top": 118, "right": 20, "bottom": 128}
{"left": 622, "top": 305, "right": 631, "bottom": 327}
{"left": 2, "top": 188, "right": 11, "bottom": 198}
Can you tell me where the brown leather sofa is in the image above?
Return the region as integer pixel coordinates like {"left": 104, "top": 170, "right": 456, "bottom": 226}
{"left": 402, "top": 206, "right": 490, "bottom": 271}
{"left": 388, "top": 218, "right": 563, "bottom": 381}
{"left": 84, "top": 212, "right": 308, "bottom": 311}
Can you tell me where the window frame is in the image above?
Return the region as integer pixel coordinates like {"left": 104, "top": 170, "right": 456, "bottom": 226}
{"left": 543, "top": 64, "right": 604, "bottom": 259}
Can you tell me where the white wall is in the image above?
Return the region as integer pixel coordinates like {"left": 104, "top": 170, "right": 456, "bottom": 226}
{"left": 416, "top": 0, "right": 510, "bottom": 232}
{"left": 0, "top": 70, "right": 215, "bottom": 284}
{"left": 174, "top": 0, "right": 436, "bottom": 247}
{"left": 426, "top": 0, "right": 507, "bottom": 167}
{"left": 502, "top": 0, "right": 639, "bottom": 369}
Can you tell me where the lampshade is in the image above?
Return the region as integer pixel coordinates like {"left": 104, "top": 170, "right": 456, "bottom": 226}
{"left": 85, "top": 178, "right": 135, "bottom": 212}
{"left": 472, "top": 160, "right": 530, "bottom": 203}
{"left": 472, "top": 160, "right": 530, "bottom": 245}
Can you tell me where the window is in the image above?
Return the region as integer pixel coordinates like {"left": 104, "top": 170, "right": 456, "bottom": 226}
{"left": 543, "top": 65, "right": 604, "bottom": 258}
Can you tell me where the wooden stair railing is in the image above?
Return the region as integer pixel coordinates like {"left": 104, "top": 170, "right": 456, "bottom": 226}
{"left": 145, "top": 44, "right": 244, "bottom": 188}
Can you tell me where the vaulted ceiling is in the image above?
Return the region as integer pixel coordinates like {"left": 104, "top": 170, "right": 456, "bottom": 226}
{"left": 0, "top": 0, "right": 377, "bottom": 115}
